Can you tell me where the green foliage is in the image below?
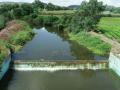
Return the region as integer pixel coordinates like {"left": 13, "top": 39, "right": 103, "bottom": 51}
{"left": 13, "top": 7, "right": 24, "bottom": 18}
{"left": 21, "top": 3, "right": 33, "bottom": 16}
{"left": 10, "top": 31, "right": 34, "bottom": 46}
{"left": 0, "top": 40, "right": 8, "bottom": 65}
{"left": 0, "top": 20, "right": 34, "bottom": 65}
{"left": 70, "top": 0, "right": 105, "bottom": 33}
{"left": 98, "top": 17, "right": 120, "bottom": 42}
{"left": 40, "top": 10, "right": 75, "bottom": 15}
{"left": 10, "top": 20, "right": 34, "bottom": 45}
{"left": 0, "top": 15, "right": 6, "bottom": 30}
{"left": 31, "top": 15, "right": 59, "bottom": 26}
{"left": 69, "top": 32, "right": 111, "bottom": 55}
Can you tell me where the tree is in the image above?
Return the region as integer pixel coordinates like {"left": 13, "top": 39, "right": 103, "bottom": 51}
{"left": 21, "top": 3, "right": 33, "bottom": 15}
{"left": 13, "top": 8, "right": 24, "bottom": 18}
{"left": 70, "top": 0, "right": 105, "bottom": 33}
{"left": 0, "top": 15, "right": 6, "bottom": 30}
{"left": 33, "top": 0, "right": 44, "bottom": 9}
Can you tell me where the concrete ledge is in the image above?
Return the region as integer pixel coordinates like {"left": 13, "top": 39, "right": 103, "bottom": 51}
{"left": 13, "top": 60, "right": 108, "bottom": 71}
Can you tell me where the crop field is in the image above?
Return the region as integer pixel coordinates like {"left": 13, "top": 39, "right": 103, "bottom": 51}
{"left": 98, "top": 17, "right": 120, "bottom": 42}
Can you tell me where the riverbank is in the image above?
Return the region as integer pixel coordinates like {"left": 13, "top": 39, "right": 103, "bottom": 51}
{"left": 69, "top": 32, "right": 111, "bottom": 55}
{"left": 0, "top": 20, "right": 34, "bottom": 68}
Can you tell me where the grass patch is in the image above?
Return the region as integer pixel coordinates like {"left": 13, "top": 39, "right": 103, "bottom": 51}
{"left": 98, "top": 17, "right": 120, "bottom": 42}
{"left": 69, "top": 32, "right": 111, "bottom": 55}
{"left": 10, "top": 30, "right": 34, "bottom": 46}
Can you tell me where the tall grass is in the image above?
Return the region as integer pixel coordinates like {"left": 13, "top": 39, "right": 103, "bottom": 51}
{"left": 69, "top": 32, "right": 111, "bottom": 55}
{"left": 0, "top": 41, "right": 9, "bottom": 66}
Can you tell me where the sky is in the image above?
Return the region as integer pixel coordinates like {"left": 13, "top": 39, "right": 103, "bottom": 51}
{"left": 0, "top": 0, "right": 120, "bottom": 7}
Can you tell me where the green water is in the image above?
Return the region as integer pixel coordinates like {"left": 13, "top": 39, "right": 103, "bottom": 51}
{"left": 1, "top": 70, "right": 120, "bottom": 90}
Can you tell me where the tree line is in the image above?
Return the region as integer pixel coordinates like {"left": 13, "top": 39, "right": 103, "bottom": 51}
{"left": 0, "top": 0, "right": 68, "bottom": 29}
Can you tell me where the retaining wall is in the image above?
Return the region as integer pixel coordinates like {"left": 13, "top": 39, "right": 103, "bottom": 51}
{"left": 0, "top": 55, "right": 11, "bottom": 80}
{"left": 109, "top": 53, "right": 120, "bottom": 76}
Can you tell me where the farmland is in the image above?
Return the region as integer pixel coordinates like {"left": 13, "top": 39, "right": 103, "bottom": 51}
{"left": 40, "top": 10, "right": 75, "bottom": 15}
{"left": 98, "top": 17, "right": 120, "bottom": 42}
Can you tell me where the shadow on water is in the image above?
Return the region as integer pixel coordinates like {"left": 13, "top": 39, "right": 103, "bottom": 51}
{"left": 0, "top": 69, "right": 14, "bottom": 90}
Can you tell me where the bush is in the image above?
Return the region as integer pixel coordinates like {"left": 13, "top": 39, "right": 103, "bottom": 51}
{"left": 10, "top": 31, "right": 34, "bottom": 46}
{"left": 32, "top": 15, "right": 59, "bottom": 26}
{"left": 0, "top": 15, "right": 6, "bottom": 30}
{"left": 0, "top": 41, "right": 8, "bottom": 65}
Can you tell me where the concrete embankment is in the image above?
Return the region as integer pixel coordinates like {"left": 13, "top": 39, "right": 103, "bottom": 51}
{"left": 89, "top": 32, "right": 120, "bottom": 77}
{"left": 0, "top": 55, "right": 11, "bottom": 80}
{"left": 13, "top": 60, "right": 108, "bottom": 71}
{"left": 109, "top": 53, "right": 120, "bottom": 76}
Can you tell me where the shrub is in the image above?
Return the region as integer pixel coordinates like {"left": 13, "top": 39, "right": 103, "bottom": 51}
{"left": 0, "top": 41, "right": 8, "bottom": 65}
{"left": 0, "top": 15, "right": 6, "bottom": 30}
{"left": 10, "top": 31, "right": 34, "bottom": 46}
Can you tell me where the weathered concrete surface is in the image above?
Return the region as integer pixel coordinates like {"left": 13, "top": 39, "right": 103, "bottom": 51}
{"left": 109, "top": 53, "right": 120, "bottom": 76}
{"left": 89, "top": 31, "right": 120, "bottom": 76}
{"left": 0, "top": 56, "right": 11, "bottom": 80}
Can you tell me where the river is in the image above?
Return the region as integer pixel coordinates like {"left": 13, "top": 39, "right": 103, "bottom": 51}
{"left": 0, "top": 27, "right": 120, "bottom": 90}
{"left": 14, "top": 27, "right": 108, "bottom": 60}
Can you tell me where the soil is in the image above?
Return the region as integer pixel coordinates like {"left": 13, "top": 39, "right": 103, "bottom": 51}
{"left": 0, "top": 20, "right": 22, "bottom": 41}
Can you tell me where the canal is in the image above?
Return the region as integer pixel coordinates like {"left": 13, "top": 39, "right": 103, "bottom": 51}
{"left": 0, "top": 27, "right": 120, "bottom": 90}
{"left": 14, "top": 27, "right": 108, "bottom": 60}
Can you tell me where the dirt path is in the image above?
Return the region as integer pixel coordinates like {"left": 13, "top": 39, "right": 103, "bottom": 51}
{"left": 89, "top": 31, "right": 120, "bottom": 55}
{"left": 0, "top": 20, "right": 22, "bottom": 41}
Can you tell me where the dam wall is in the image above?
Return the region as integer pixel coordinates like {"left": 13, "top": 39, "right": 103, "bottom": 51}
{"left": 13, "top": 60, "right": 108, "bottom": 71}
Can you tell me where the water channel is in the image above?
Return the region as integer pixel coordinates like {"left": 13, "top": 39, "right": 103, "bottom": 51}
{"left": 0, "top": 27, "right": 120, "bottom": 90}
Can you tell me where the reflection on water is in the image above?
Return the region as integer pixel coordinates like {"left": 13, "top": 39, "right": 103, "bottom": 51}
{"left": 14, "top": 27, "right": 108, "bottom": 60}
{"left": 1, "top": 70, "right": 120, "bottom": 90}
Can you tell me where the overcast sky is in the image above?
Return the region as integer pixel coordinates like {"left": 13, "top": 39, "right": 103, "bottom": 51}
{"left": 0, "top": 0, "right": 120, "bottom": 7}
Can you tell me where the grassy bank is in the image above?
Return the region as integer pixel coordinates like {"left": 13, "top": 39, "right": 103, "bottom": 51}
{"left": 0, "top": 20, "right": 34, "bottom": 66}
{"left": 9, "top": 20, "right": 34, "bottom": 51}
{"left": 0, "top": 41, "right": 9, "bottom": 66}
{"left": 69, "top": 32, "right": 111, "bottom": 55}
{"left": 98, "top": 17, "right": 120, "bottom": 42}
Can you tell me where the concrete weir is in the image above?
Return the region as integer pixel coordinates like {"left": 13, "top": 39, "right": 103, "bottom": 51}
{"left": 109, "top": 53, "right": 120, "bottom": 76}
{"left": 13, "top": 60, "right": 108, "bottom": 71}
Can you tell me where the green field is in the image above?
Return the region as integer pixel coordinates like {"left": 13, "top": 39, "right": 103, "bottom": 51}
{"left": 98, "top": 17, "right": 120, "bottom": 42}
{"left": 40, "top": 10, "right": 75, "bottom": 15}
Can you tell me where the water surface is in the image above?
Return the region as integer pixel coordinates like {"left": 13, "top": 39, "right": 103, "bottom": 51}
{"left": 14, "top": 27, "right": 108, "bottom": 60}
{"left": 1, "top": 70, "right": 120, "bottom": 90}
